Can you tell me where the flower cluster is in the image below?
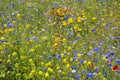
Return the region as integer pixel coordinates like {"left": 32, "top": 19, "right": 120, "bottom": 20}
{"left": 0, "top": 0, "right": 119, "bottom": 80}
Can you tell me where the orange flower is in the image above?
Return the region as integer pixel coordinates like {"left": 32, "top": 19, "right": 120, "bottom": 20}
{"left": 56, "top": 8, "right": 61, "bottom": 14}
{"left": 54, "top": 44, "right": 59, "bottom": 50}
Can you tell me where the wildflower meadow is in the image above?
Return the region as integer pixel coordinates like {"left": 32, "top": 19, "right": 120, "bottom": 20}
{"left": 0, "top": 0, "right": 120, "bottom": 80}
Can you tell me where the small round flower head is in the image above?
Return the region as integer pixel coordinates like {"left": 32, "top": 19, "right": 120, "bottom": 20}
{"left": 86, "top": 72, "right": 93, "bottom": 77}
{"left": 75, "top": 74, "right": 80, "bottom": 79}
{"left": 71, "top": 69, "right": 76, "bottom": 73}
{"left": 115, "top": 59, "right": 120, "bottom": 63}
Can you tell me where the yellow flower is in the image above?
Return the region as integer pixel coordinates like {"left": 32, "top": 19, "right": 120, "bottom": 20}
{"left": 7, "top": 59, "right": 10, "bottom": 63}
{"left": 56, "top": 66, "right": 60, "bottom": 69}
{"left": 3, "top": 24, "right": 7, "bottom": 27}
{"left": 0, "top": 37, "right": 5, "bottom": 40}
{"left": 37, "top": 21, "right": 41, "bottom": 24}
{"left": 77, "top": 16, "right": 81, "bottom": 22}
{"left": 45, "top": 72, "right": 49, "bottom": 77}
{"left": 47, "top": 67, "right": 53, "bottom": 72}
{"left": 16, "top": 13, "right": 21, "bottom": 18}
{"left": 61, "top": 53, "right": 64, "bottom": 58}
{"left": 66, "top": 64, "right": 70, "bottom": 68}
{"left": 63, "top": 59, "right": 67, "bottom": 63}
{"left": 30, "top": 48, "right": 35, "bottom": 52}
{"left": 41, "top": 62, "right": 44, "bottom": 65}
{"left": 68, "top": 46, "right": 72, "bottom": 51}
{"left": 62, "top": 72, "right": 65, "bottom": 75}
{"left": 102, "top": 56, "right": 106, "bottom": 61}
{"left": 102, "top": 78, "right": 107, "bottom": 80}
{"left": 78, "top": 28, "right": 82, "bottom": 31}
{"left": 68, "top": 17, "right": 74, "bottom": 23}
{"left": 97, "top": 72, "right": 102, "bottom": 76}
{"left": 62, "top": 21, "right": 67, "bottom": 26}
{"left": 38, "top": 71, "right": 43, "bottom": 75}
{"left": 29, "top": 59, "right": 33, "bottom": 63}
{"left": 62, "top": 38, "right": 66, "bottom": 42}
{"left": 55, "top": 37, "right": 60, "bottom": 42}
{"left": 26, "top": 24, "right": 30, "bottom": 28}
{"left": 83, "top": 60, "right": 87, "bottom": 65}
{"left": 12, "top": 51, "right": 17, "bottom": 56}
{"left": 92, "top": 17, "right": 96, "bottom": 20}
{"left": 20, "top": 55, "right": 26, "bottom": 60}
{"left": 77, "top": 53, "right": 82, "bottom": 57}
{"left": 12, "top": 21, "right": 16, "bottom": 24}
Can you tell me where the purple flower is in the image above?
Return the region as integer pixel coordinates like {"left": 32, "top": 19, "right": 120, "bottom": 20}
{"left": 108, "top": 46, "right": 112, "bottom": 49}
{"left": 86, "top": 72, "right": 93, "bottom": 77}
{"left": 81, "top": 70, "right": 85, "bottom": 73}
{"left": 73, "top": 49, "right": 78, "bottom": 53}
{"left": 114, "top": 36, "right": 120, "bottom": 39}
{"left": 75, "top": 74, "right": 80, "bottom": 79}
{"left": 116, "top": 59, "right": 120, "bottom": 63}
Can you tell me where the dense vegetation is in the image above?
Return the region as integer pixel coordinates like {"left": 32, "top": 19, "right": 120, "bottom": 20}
{"left": 0, "top": 0, "right": 120, "bottom": 80}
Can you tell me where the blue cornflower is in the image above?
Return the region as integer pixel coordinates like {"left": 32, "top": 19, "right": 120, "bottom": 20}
{"left": 91, "top": 28, "right": 96, "bottom": 32}
{"left": 114, "top": 36, "right": 120, "bottom": 39}
{"left": 115, "top": 59, "right": 120, "bottom": 63}
{"left": 108, "top": 46, "right": 112, "bottom": 49}
{"left": 6, "top": 22, "right": 12, "bottom": 27}
{"left": 43, "top": 68, "right": 47, "bottom": 71}
{"left": 56, "top": 54, "right": 61, "bottom": 59}
{"left": 86, "top": 72, "right": 93, "bottom": 77}
{"left": 108, "top": 64, "right": 112, "bottom": 67}
{"left": 70, "top": 66, "right": 75, "bottom": 69}
{"left": 105, "top": 54, "right": 110, "bottom": 58}
{"left": 115, "top": 70, "right": 120, "bottom": 73}
{"left": 73, "top": 49, "right": 78, "bottom": 53}
{"left": 81, "top": 70, "right": 85, "bottom": 73}
{"left": 110, "top": 51, "right": 114, "bottom": 55}
{"left": 93, "top": 48, "right": 99, "bottom": 51}
{"left": 80, "top": 59, "right": 84, "bottom": 63}
{"left": 75, "top": 74, "right": 80, "bottom": 79}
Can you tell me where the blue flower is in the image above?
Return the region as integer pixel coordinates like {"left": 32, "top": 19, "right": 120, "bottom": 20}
{"left": 75, "top": 74, "right": 80, "bottom": 79}
{"left": 91, "top": 28, "right": 96, "bottom": 32}
{"left": 73, "top": 49, "right": 78, "bottom": 53}
{"left": 81, "top": 70, "right": 85, "bottom": 73}
{"left": 110, "top": 51, "right": 114, "bottom": 55}
{"left": 70, "top": 66, "right": 75, "bottom": 69}
{"left": 86, "top": 72, "right": 93, "bottom": 77}
{"left": 105, "top": 54, "right": 110, "bottom": 58}
{"left": 114, "top": 36, "right": 120, "bottom": 39}
{"left": 56, "top": 54, "right": 61, "bottom": 59}
{"left": 43, "top": 68, "right": 47, "bottom": 71}
{"left": 6, "top": 22, "right": 12, "bottom": 27}
{"left": 80, "top": 59, "right": 84, "bottom": 63}
{"left": 93, "top": 48, "right": 99, "bottom": 51}
{"left": 108, "top": 64, "right": 112, "bottom": 67}
{"left": 115, "top": 59, "right": 120, "bottom": 63}
{"left": 115, "top": 70, "right": 120, "bottom": 73}
{"left": 108, "top": 46, "right": 112, "bottom": 49}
